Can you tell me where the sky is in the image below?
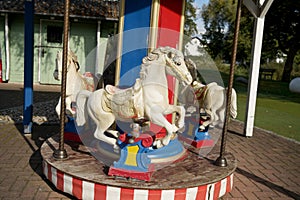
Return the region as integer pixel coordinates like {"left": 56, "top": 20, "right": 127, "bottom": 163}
{"left": 193, "top": 0, "right": 209, "bottom": 34}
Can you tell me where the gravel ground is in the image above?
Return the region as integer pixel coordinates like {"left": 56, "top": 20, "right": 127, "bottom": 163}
{"left": 0, "top": 100, "right": 59, "bottom": 125}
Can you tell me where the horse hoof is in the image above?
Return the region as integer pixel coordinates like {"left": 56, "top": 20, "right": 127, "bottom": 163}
{"left": 153, "top": 140, "right": 163, "bottom": 149}
{"left": 128, "top": 138, "right": 135, "bottom": 144}
{"left": 171, "top": 124, "right": 179, "bottom": 133}
{"left": 162, "top": 137, "right": 170, "bottom": 146}
{"left": 177, "top": 126, "right": 185, "bottom": 133}
{"left": 113, "top": 145, "right": 120, "bottom": 153}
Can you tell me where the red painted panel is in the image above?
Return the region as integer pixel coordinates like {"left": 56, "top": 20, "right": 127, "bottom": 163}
{"left": 56, "top": 170, "right": 64, "bottom": 191}
{"left": 157, "top": 0, "right": 183, "bottom": 48}
{"left": 94, "top": 184, "right": 107, "bottom": 199}
{"left": 120, "top": 187, "right": 134, "bottom": 200}
{"left": 72, "top": 178, "right": 83, "bottom": 199}
{"left": 150, "top": 0, "right": 183, "bottom": 133}
{"left": 47, "top": 164, "right": 52, "bottom": 182}
{"left": 226, "top": 175, "right": 232, "bottom": 193}
{"left": 174, "top": 188, "right": 187, "bottom": 200}
{"left": 196, "top": 185, "right": 208, "bottom": 200}
{"left": 148, "top": 189, "right": 162, "bottom": 200}
{"left": 213, "top": 181, "right": 222, "bottom": 199}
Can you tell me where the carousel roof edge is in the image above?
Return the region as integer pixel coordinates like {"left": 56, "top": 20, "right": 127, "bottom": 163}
{"left": 0, "top": 0, "right": 120, "bottom": 20}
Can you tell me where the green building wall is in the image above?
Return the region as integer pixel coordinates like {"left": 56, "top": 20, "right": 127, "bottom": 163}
{"left": 0, "top": 13, "right": 117, "bottom": 84}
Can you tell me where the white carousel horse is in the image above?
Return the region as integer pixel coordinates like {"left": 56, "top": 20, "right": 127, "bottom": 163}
{"left": 53, "top": 50, "right": 99, "bottom": 118}
{"left": 191, "top": 81, "right": 237, "bottom": 130}
{"left": 76, "top": 46, "right": 193, "bottom": 149}
{"left": 183, "top": 58, "right": 237, "bottom": 130}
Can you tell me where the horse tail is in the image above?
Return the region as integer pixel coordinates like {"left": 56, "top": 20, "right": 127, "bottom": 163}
{"left": 76, "top": 90, "right": 92, "bottom": 126}
{"left": 230, "top": 88, "right": 238, "bottom": 119}
{"left": 95, "top": 73, "right": 104, "bottom": 89}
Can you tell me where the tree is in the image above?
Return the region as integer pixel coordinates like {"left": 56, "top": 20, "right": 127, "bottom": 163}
{"left": 201, "top": 0, "right": 254, "bottom": 64}
{"left": 263, "top": 0, "right": 300, "bottom": 82}
{"left": 201, "top": 0, "right": 230, "bottom": 59}
{"left": 184, "top": 0, "right": 198, "bottom": 36}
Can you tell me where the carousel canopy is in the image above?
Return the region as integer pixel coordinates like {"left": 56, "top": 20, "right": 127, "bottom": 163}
{"left": 0, "top": 0, "right": 119, "bottom": 20}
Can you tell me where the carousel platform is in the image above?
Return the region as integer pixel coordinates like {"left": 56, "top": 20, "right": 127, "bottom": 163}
{"left": 41, "top": 134, "right": 236, "bottom": 200}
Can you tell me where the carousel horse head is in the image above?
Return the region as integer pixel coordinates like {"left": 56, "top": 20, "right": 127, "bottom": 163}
{"left": 53, "top": 49, "right": 80, "bottom": 81}
{"left": 53, "top": 49, "right": 98, "bottom": 118}
{"left": 141, "top": 46, "right": 193, "bottom": 86}
{"left": 184, "top": 57, "right": 200, "bottom": 82}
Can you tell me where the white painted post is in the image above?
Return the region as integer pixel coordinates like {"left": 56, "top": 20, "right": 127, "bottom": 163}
{"left": 5, "top": 13, "right": 10, "bottom": 81}
{"left": 244, "top": 16, "right": 265, "bottom": 137}
{"left": 95, "top": 20, "right": 101, "bottom": 74}
{"left": 243, "top": 0, "right": 273, "bottom": 137}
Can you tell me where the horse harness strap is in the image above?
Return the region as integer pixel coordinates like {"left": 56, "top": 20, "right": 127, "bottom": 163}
{"left": 192, "top": 81, "right": 208, "bottom": 107}
{"left": 82, "top": 72, "right": 96, "bottom": 91}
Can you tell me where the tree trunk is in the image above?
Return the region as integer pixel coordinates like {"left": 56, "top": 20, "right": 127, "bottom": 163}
{"left": 281, "top": 46, "right": 297, "bottom": 82}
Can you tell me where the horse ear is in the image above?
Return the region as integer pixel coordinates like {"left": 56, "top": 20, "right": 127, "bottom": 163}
{"left": 75, "top": 61, "right": 80, "bottom": 71}
{"left": 167, "top": 52, "right": 174, "bottom": 59}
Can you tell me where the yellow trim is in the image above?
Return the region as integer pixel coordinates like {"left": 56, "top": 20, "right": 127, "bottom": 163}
{"left": 178, "top": 0, "right": 186, "bottom": 51}
{"left": 149, "top": 0, "right": 160, "bottom": 52}
{"left": 115, "top": 0, "right": 126, "bottom": 86}
{"left": 173, "top": 0, "right": 186, "bottom": 122}
{"left": 172, "top": 79, "right": 179, "bottom": 123}
{"left": 125, "top": 145, "right": 139, "bottom": 166}
{"left": 188, "top": 123, "right": 194, "bottom": 136}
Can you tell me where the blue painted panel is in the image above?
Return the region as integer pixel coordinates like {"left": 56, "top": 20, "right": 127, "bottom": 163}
{"left": 23, "top": 0, "right": 34, "bottom": 129}
{"left": 119, "top": 0, "right": 152, "bottom": 86}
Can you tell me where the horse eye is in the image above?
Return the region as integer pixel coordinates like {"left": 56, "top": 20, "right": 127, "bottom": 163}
{"left": 168, "top": 52, "right": 174, "bottom": 58}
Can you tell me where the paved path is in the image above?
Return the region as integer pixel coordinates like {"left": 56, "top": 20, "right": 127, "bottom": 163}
{"left": 0, "top": 83, "right": 299, "bottom": 199}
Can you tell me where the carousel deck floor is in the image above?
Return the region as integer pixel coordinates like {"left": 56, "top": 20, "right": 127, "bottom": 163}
{"left": 41, "top": 134, "right": 236, "bottom": 199}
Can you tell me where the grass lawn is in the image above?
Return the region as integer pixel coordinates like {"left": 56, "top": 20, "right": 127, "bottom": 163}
{"left": 192, "top": 61, "right": 300, "bottom": 142}
{"left": 234, "top": 79, "right": 300, "bottom": 142}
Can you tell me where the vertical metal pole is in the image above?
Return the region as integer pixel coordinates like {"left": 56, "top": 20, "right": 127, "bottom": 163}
{"left": 0, "top": 44, "right": 3, "bottom": 83}
{"left": 23, "top": 0, "right": 34, "bottom": 134}
{"left": 53, "top": 0, "right": 70, "bottom": 160}
{"left": 215, "top": 0, "right": 242, "bottom": 167}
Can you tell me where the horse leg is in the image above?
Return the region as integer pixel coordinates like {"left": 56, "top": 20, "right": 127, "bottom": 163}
{"left": 149, "top": 113, "right": 179, "bottom": 147}
{"left": 55, "top": 98, "right": 61, "bottom": 118}
{"left": 163, "top": 105, "right": 186, "bottom": 131}
{"left": 230, "top": 89, "right": 238, "bottom": 118}
{"left": 200, "top": 107, "right": 214, "bottom": 130}
{"left": 94, "top": 124, "right": 116, "bottom": 141}
{"left": 65, "top": 97, "right": 75, "bottom": 116}
{"left": 87, "top": 90, "right": 118, "bottom": 149}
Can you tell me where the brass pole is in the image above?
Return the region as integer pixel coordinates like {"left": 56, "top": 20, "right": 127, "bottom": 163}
{"left": 53, "top": 0, "right": 70, "bottom": 160}
{"left": 215, "top": 0, "right": 242, "bottom": 167}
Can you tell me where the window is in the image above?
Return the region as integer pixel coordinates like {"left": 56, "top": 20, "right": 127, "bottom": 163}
{"left": 47, "top": 26, "right": 63, "bottom": 43}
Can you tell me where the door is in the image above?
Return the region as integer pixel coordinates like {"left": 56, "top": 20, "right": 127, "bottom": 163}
{"left": 38, "top": 20, "right": 63, "bottom": 84}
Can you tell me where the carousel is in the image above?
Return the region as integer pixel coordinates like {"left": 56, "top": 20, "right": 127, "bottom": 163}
{"left": 40, "top": 0, "right": 240, "bottom": 199}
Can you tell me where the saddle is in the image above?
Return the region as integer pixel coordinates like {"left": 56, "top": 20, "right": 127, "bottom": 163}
{"left": 192, "top": 81, "right": 217, "bottom": 107}
{"left": 103, "top": 79, "right": 144, "bottom": 119}
{"left": 83, "top": 72, "right": 97, "bottom": 91}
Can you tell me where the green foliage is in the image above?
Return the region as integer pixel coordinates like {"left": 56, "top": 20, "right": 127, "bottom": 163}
{"left": 217, "top": 67, "right": 300, "bottom": 141}
{"left": 263, "top": 0, "right": 300, "bottom": 81}
{"left": 201, "top": 0, "right": 254, "bottom": 63}
{"left": 184, "top": 0, "right": 198, "bottom": 36}
{"left": 201, "top": 0, "right": 300, "bottom": 81}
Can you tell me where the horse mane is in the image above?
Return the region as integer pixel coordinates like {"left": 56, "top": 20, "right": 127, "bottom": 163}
{"left": 69, "top": 50, "right": 78, "bottom": 63}
{"left": 184, "top": 57, "right": 199, "bottom": 82}
{"left": 140, "top": 46, "right": 182, "bottom": 80}
{"left": 57, "top": 49, "right": 79, "bottom": 69}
